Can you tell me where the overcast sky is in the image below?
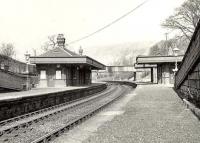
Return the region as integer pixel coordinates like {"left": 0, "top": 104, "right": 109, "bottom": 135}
{"left": 0, "top": 0, "right": 185, "bottom": 62}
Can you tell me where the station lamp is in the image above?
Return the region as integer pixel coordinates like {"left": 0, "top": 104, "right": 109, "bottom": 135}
{"left": 24, "top": 51, "right": 30, "bottom": 90}
{"left": 172, "top": 46, "right": 180, "bottom": 73}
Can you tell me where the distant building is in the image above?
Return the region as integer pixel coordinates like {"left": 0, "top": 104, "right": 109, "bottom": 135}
{"left": 30, "top": 34, "right": 105, "bottom": 87}
{"left": 135, "top": 55, "right": 184, "bottom": 85}
{"left": 92, "top": 65, "right": 136, "bottom": 81}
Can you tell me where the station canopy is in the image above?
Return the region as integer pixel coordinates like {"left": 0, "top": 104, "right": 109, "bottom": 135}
{"left": 136, "top": 55, "right": 184, "bottom": 64}
{"left": 134, "top": 55, "right": 184, "bottom": 69}
{"left": 30, "top": 46, "right": 105, "bottom": 70}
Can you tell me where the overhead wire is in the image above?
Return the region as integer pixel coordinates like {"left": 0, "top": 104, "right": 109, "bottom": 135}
{"left": 68, "top": 0, "right": 149, "bottom": 45}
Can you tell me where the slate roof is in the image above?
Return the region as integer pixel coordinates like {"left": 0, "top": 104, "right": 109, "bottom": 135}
{"left": 38, "top": 47, "right": 79, "bottom": 57}
{"left": 30, "top": 46, "right": 105, "bottom": 70}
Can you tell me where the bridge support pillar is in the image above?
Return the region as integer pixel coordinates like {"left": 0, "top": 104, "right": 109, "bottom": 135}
{"left": 150, "top": 67, "right": 158, "bottom": 84}
{"left": 133, "top": 72, "right": 136, "bottom": 81}
{"left": 151, "top": 68, "right": 153, "bottom": 83}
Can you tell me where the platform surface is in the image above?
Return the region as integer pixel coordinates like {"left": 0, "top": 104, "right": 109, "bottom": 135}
{"left": 0, "top": 83, "right": 101, "bottom": 101}
{"left": 53, "top": 84, "right": 200, "bottom": 143}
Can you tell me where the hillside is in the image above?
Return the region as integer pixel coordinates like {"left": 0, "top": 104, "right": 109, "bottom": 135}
{"left": 83, "top": 41, "right": 154, "bottom": 65}
{"left": 148, "top": 37, "right": 189, "bottom": 56}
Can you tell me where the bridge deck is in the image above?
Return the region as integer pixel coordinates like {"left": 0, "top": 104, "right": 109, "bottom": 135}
{"left": 54, "top": 84, "right": 200, "bottom": 143}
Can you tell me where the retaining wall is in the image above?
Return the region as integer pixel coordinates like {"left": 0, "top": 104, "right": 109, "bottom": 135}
{"left": 0, "top": 70, "right": 38, "bottom": 91}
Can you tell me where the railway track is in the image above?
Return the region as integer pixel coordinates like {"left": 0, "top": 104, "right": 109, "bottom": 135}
{"left": 0, "top": 85, "right": 113, "bottom": 135}
{"left": 0, "top": 84, "right": 112, "bottom": 128}
{"left": 0, "top": 84, "right": 132, "bottom": 143}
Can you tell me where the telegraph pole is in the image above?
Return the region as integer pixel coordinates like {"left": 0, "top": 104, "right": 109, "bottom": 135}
{"left": 165, "top": 33, "right": 169, "bottom": 55}
{"left": 165, "top": 33, "right": 168, "bottom": 41}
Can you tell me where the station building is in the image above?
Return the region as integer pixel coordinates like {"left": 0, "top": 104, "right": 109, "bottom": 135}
{"left": 30, "top": 34, "right": 105, "bottom": 87}
{"left": 135, "top": 55, "right": 183, "bottom": 85}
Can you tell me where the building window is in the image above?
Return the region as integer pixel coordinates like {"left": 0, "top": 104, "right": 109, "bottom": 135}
{"left": 56, "top": 70, "right": 62, "bottom": 79}
{"left": 0, "top": 63, "right": 4, "bottom": 70}
{"left": 40, "top": 70, "right": 46, "bottom": 79}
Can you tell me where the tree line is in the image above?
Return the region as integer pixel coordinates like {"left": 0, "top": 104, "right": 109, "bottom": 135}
{"left": 0, "top": 43, "right": 15, "bottom": 58}
{"left": 149, "top": 0, "right": 200, "bottom": 56}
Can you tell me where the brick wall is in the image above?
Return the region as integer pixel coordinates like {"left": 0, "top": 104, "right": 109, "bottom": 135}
{"left": 0, "top": 70, "right": 25, "bottom": 90}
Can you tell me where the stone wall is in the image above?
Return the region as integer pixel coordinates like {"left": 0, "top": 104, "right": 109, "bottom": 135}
{"left": 0, "top": 54, "right": 36, "bottom": 74}
{"left": 0, "top": 70, "right": 38, "bottom": 90}
{"left": 0, "top": 83, "right": 107, "bottom": 121}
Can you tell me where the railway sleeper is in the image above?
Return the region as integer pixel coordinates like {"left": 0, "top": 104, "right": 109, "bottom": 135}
{"left": 0, "top": 130, "right": 5, "bottom": 136}
{"left": 3, "top": 138, "right": 9, "bottom": 142}
{"left": 41, "top": 138, "right": 47, "bottom": 143}
{"left": 49, "top": 134, "right": 55, "bottom": 141}
{"left": 5, "top": 127, "right": 15, "bottom": 134}
{"left": 0, "top": 122, "right": 7, "bottom": 127}
{"left": 13, "top": 125, "right": 20, "bottom": 130}
{"left": 27, "top": 121, "right": 33, "bottom": 126}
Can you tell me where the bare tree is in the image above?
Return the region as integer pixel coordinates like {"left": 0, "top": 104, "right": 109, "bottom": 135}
{"left": 149, "top": 40, "right": 172, "bottom": 56}
{"left": 0, "top": 43, "right": 15, "bottom": 58}
{"left": 162, "top": 0, "right": 200, "bottom": 40}
{"left": 149, "top": 37, "right": 189, "bottom": 56}
{"left": 41, "top": 35, "right": 57, "bottom": 52}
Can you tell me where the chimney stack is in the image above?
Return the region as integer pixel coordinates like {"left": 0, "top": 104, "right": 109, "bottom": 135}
{"left": 57, "top": 34, "right": 65, "bottom": 48}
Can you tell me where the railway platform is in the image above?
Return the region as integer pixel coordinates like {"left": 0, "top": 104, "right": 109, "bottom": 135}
{"left": 53, "top": 84, "right": 200, "bottom": 143}
{"left": 0, "top": 83, "right": 107, "bottom": 121}
{"left": 0, "top": 83, "right": 106, "bottom": 101}
{"left": 0, "top": 86, "right": 85, "bottom": 101}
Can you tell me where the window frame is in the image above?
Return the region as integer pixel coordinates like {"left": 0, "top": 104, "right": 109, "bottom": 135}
{"left": 40, "top": 70, "right": 46, "bottom": 79}
{"left": 56, "top": 70, "right": 62, "bottom": 79}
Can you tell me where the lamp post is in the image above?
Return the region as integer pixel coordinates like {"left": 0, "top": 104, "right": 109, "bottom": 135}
{"left": 25, "top": 51, "right": 30, "bottom": 90}
{"left": 172, "top": 46, "right": 180, "bottom": 74}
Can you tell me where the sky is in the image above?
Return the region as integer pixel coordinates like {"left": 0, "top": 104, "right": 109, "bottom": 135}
{"left": 0, "top": 0, "right": 186, "bottom": 63}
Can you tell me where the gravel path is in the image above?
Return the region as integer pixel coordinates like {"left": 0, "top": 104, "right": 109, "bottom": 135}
{"left": 82, "top": 84, "right": 200, "bottom": 143}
